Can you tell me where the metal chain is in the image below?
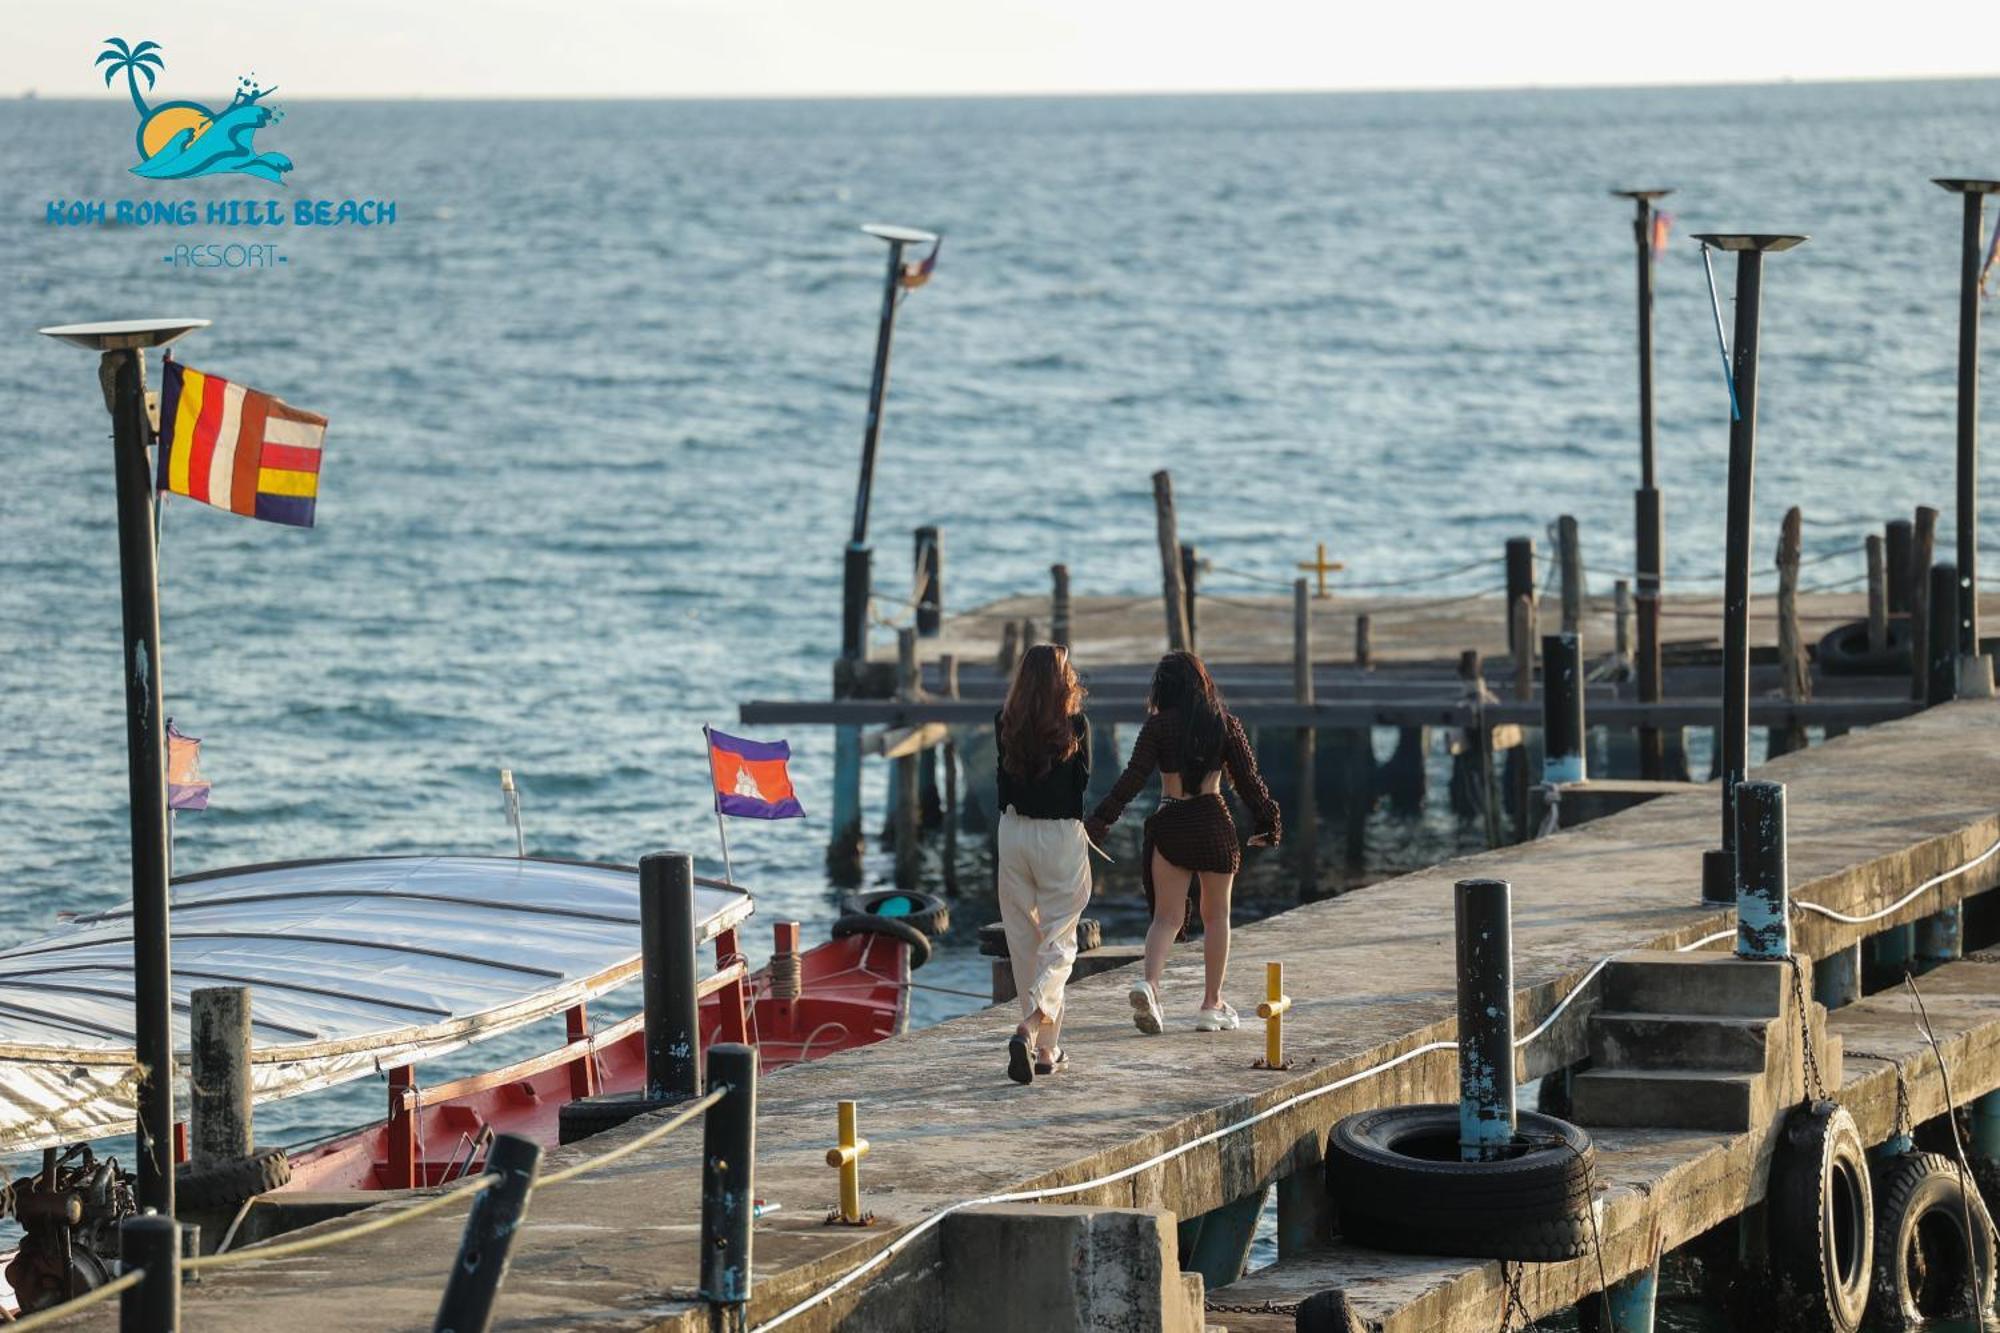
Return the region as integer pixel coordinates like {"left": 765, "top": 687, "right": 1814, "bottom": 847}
{"left": 1205, "top": 1298, "right": 1303, "bottom": 1316}
{"left": 1498, "top": 1259, "right": 1537, "bottom": 1332}
{"left": 1785, "top": 957, "right": 1829, "bottom": 1102}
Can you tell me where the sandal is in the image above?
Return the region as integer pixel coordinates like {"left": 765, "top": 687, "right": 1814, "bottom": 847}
{"left": 1007, "top": 1032, "right": 1034, "bottom": 1085}
{"left": 1034, "top": 1047, "right": 1069, "bottom": 1076}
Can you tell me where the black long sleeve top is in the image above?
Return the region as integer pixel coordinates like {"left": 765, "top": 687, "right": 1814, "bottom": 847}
{"left": 994, "top": 712, "right": 1092, "bottom": 819}
{"left": 1085, "top": 710, "right": 1281, "bottom": 844}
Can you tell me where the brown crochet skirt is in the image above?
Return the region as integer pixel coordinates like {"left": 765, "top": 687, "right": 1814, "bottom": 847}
{"left": 1142, "top": 793, "right": 1238, "bottom": 938}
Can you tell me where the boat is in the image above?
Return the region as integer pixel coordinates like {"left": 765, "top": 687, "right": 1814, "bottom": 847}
{"left": 0, "top": 854, "right": 925, "bottom": 1309}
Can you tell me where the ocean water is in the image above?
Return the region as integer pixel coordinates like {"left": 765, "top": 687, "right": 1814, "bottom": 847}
{"left": 1, "top": 80, "right": 1996, "bottom": 1239}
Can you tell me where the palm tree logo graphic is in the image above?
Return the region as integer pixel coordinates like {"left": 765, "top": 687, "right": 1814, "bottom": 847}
{"left": 96, "top": 37, "right": 294, "bottom": 183}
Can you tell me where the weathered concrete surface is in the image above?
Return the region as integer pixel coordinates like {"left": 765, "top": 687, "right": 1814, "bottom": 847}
{"left": 93, "top": 700, "right": 2000, "bottom": 1331}
{"left": 941, "top": 1205, "right": 1201, "bottom": 1333}
{"left": 1208, "top": 951, "right": 2000, "bottom": 1331}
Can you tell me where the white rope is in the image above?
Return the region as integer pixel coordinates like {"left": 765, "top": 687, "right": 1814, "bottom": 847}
{"left": 1792, "top": 831, "right": 2000, "bottom": 925}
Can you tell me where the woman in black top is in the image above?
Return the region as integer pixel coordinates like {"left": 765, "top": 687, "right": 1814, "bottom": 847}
{"left": 993, "top": 643, "right": 1093, "bottom": 1084}
{"left": 1087, "top": 651, "right": 1279, "bottom": 1036}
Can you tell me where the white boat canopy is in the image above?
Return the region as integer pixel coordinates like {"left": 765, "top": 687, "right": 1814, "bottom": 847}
{"left": 0, "top": 856, "right": 752, "bottom": 1153}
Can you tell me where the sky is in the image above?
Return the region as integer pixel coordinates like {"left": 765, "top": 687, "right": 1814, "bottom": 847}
{"left": 4, "top": 0, "right": 1995, "bottom": 99}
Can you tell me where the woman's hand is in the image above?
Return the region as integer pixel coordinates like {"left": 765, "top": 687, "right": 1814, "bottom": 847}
{"left": 1246, "top": 833, "right": 1276, "bottom": 848}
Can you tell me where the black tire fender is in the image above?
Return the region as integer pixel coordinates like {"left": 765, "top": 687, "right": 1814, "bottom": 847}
{"left": 831, "top": 911, "right": 932, "bottom": 970}
{"left": 838, "top": 889, "right": 951, "bottom": 937}
{"left": 557, "top": 1092, "right": 689, "bottom": 1146}
{"left": 1770, "top": 1099, "right": 1873, "bottom": 1333}
{"left": 175, "top": 1146, "right": 291, "bottom": 1213}
{"left": 1870, "top": 1149, "right": 1997, "bottom": 1328}
{"left": 1325, "top": 1104, "right": 1596, "bottom": 1262}
{"left": 1816, "top": 616, "right": 1912, "bottom": 677}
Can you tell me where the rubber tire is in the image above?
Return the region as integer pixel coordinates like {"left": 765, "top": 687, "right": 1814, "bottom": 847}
{"left": 1816, "top": 616, "right": 1912, "bottom": 677}
{"left": 175, "top": 1146, "right": 291, "bottom": 1212}
{"left": 557, "top": 1092, "right": 688, "bottom": 1146}
{"left": 1869, "top": 1150, "right": 1997, "bottom": 1328}
{"left": 839, "top": 889, "right": 951, "bottom": 937}
{"left": 1769, "top": 1100, "right": 1873, "bottom": 1333}
{"left": 831, "top": 911, "right": 932, "bottom": 970}
{"left": 1325, "top": 1104, "right": 1595, "bottom": 1261}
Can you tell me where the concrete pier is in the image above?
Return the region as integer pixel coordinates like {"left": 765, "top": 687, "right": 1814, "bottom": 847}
{"left": 106, "top": 698, "right": 2000, "bottom": 1331}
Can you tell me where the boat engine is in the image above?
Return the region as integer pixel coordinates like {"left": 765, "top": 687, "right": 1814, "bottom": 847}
{"left": 6, "top": 1144, "right": 138, "bottom": 1312}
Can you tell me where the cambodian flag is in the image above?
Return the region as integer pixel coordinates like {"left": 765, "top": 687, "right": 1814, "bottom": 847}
{"left": 706, "top": 728, "right": 805, "bottom": 820}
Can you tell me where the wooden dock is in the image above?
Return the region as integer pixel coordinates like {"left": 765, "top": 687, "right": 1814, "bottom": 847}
{"left": 106, "top": 697, "right": 2000, "bottom": 1331}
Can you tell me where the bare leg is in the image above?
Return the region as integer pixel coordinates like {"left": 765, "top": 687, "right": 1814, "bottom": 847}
{"left": 1198, "top": 870, "right": 1237, "bottom": 1010}
{"left": 1145, "top": 850, "right": 1195, "bottom": 988}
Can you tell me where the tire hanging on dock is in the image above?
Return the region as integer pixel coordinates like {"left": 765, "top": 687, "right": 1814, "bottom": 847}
{"left": 838, "top": 889, "right": 951, "bottom": 937}
{"left": 1869, "top": 1150, "right": 1997, "bottom": 1329}
{"left": 175, "top": 1146, "right": 291, "bottom": 1212}
{"left": 1769, "top": 1100, "right": 1873, "bottom": 1333}
{"left": 831, "top": 912, "right": 932, "bottom": 969}
{"left": 1324, "top": 1104, "right": 1596, "bottom": 1261}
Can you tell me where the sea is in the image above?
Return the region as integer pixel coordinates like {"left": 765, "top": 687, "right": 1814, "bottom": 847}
{"left": 4, "top": 80, "right": 1999, "bottom": 1320}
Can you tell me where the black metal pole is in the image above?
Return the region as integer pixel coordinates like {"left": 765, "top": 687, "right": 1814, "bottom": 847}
{"left": 1937, "top": 182, "right": 1995, "bottom": 663}
{"left": 120, "top": 1214, "right": 179, "bottom": 1333}
{"left": 1733, "top": 780, "right": 1790, "bottom": 960}
{"left": 640, "top": 851, "right": 701, "bottom": 1101}
{"left": 435, "top": 1133, "right": 542, "bottom": 1333}
{"left": 1454, "top": 877, "right": 1515, "bottom": 1161}
{"left": 1504, "top": 537, "right": 1535, "bottom": 661}
{"left": 838, "top": 238, "right": 908, "bottom": 666}
{"left": 1541, "top": 631, "right": 1584, "bottom": 784}
{"left": 1929, "top": 562, "right": 1960, "bottom": 707}
{"left": 105, "top": 347, "right": 176, "bottom": 1217}
{"left": 700, "top": 1042, "right": 758, "bottom": 1326}
{"left": 1886, "top": 518, "right": 1914, "bottom": 615}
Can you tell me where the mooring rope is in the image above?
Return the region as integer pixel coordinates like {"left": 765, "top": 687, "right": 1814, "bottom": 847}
{"left": 1792, "top": 832, "right": 2000, "bottom": 925}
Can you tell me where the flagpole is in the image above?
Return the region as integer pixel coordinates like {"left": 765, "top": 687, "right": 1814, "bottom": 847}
{"left": 704, "top": 726, "right": 736, "bottom": 887}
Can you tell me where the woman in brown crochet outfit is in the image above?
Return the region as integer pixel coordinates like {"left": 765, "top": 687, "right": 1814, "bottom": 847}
{"left": 1085, "top": 651, "right": 1280, "bottom": 1034}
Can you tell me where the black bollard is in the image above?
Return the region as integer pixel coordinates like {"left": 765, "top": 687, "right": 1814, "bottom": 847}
{"left": 1455, "top": 878, "right": 1516, "bottom": 1161}
{"left": 1928, "top": 563, "right": 1960, "bottom": 707}
{"left": 1504, "top": 538, "right": 1536, "bottom": 661}
{"left": 120, "top": 1214, "right": 179, "bottom": 1333}
{"left": 1694, "top": 232, "right": 1807, "bottom": 907}
{"left": 1886, "top": 519, "right": 1913, "bottom": 615}
{"left": 1541, "top": 632, "right": 1585, "bottom": 784}
{"left": 641, "top": 852, "right": 701, "bottom": 1100}
{"left": 435, "top": 1134, "right": 542, "bottom": 1333}
{"left": 700, "top": 1043, "right": 759, "bottom": 1322}
{"left": 1734, "top": 780, "right": 1790, "bottom": 960}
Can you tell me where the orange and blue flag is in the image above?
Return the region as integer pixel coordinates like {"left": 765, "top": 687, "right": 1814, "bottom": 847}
{"left": 155, "top": 359, "right": 328, "bottom": 528}
{"left": 706, "top": 728, "right": 804, "bottom": 820}
{"left": 166, "top": 719, "right": 209, "bottom": 811}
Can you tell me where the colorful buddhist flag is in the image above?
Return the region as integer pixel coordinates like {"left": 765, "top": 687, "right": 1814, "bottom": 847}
{"left": 155, "top": 359, "right": 328, "bottom": 528}
{"left": 166, "top": 720, "right": 209, "bottom": 811}
{"left": 706, "top": 728, "right": 804, "bottom": 820}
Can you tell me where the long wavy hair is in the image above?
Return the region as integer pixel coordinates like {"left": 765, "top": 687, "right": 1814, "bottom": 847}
{"left": 1149, "top": 650, "right": 1226, "bottom": 779}
{"left": 999, "top": 643, "right": 1084, "bottom": 778}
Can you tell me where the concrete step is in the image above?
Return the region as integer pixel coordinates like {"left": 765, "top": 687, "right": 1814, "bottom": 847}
{"left": 1569, "top": 1068, "right": 1770, "bottom": 1132}
{"left": 1603, "top": 951, "right": 1789, "bottom": 1018}
{"left": 1588, "top": 1011, "right": 1775, "bottom": 1072}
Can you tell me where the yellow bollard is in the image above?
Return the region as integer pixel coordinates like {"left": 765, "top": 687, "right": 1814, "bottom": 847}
{"left": 824, "top": 1099, "right": 873, "bottom": 1224}
{"left": 1254, "top": 961, "right": 1294, "bottom": 1070}
{"left": 1296, "top": 543, "right": 1345, "bottom": 600}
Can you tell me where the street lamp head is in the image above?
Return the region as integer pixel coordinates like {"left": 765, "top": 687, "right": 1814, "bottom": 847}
{"left": 38, "top": 318, "right": 211, "bottom": 352}
{"left": 1934, "top": 178, "right": 2000, "bottom": 195}
{"left": 1612, "top": 189, "right": 1674, "bottom": 201}
{"left": 1689, "top": 234, "right": 1808, "bottom": 253}
{"left": 861, "top": 224, "right": 939, "bottom": 247}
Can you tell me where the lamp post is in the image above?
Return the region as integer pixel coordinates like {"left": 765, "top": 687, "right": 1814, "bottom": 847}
{"left": 1689, "top": 236, "right": 1806, "bottom": 906}
{"left": 1615, "top": 188, "right": 1673, "bottom": 778}
{"left": 38, "top": 316, "right": 211, "bottom": 1216}
{"left": 1932, "top": 179, "right": 2000, "bottom": 697}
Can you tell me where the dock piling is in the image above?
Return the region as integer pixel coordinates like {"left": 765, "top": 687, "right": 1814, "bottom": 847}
{"left": 1505, "top": 537, "right": 1536, "bottom": 659}
{"left": 1354, "top": 614, "right": 1372, "bottom": 671}
{"left": 941, "top": 654, "right": 960, "bottom": 896}
{"left": 189, "top": 986, "right": 253, "bottom": 1162}
{"left": 1181, "top": 543, "right": 1200, "bottom": 655}
{"left": 1733, "top": 779, "right": 1790, "bottom": 960}
{"left": 1910, "top": 507, "right": 1938, "bottom": 703}
{"left": 894, "top": 628, "right": 922, "bottom": 889}
{"left": 121, "top": 1214, "right": 180, "bottom": 1332}
{"left": 641, "top": 852, "right": 702, "bottom": 1101}
{"left": 699, "top": 1043, "right": 757, "bottom": 1322}
{"left": 826, "top": 1100, "right": 872, "bottom": 1225}
{"left": 1541, "top": 632, "right": 1585, "bottom": 785}
{"left": 1254, "top": 961, "right": 1294, "bottom": 1070}
{"left": 1455, "top": 877, "right": 1516, "bottom": 1161}
{"left": 1866, "top": 535, "right": 1888, "bottom": 655}
{"left": 1772, "top": 507, "right": 1810, "bottom": 757}
{"left": 1511, "top": 595, "right": 1536, "bottom": 838}
{"left": 913, "top": 526, "right": 942, "bottom": 638}
{"left": 1887, "top": 518, "right": 1914, "bottom": 615}
{"left": 1914, "top": 906, "right": 1963, "bottom": 973}
{"left": 1814, "top": 943, "right": 1861, "bottom": 1009}
{"left": 1927, "top": 563, "right": 1959, "bottom": 707}
{"left": 1152, "top": 471, "right": 1191, "bottom": 652}
{"left": 1934, "top": 179, "right": 1999, "bottom": 692}
{"left": 435, "top": 1132, "right": 542, "bottom": 1333}
{"left": 1294, "top": 579, "right": 1318, "bottom": 898}
{"left": 1558, "top": 515, "right": 1584, "bottom": 634}
{"left": 1050, "top": 565, "right": 1071, "bottom": 650}
{"left": 1614, "top": 580, "right": 1632, "bottom": 675}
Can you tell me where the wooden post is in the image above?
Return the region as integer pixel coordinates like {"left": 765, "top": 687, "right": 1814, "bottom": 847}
{"left": 190, "top": 987, "right": 253, "bottom": 1161}
{"left": 1866, "top": 534, "right": 1888, "bottom": 655}
{"left": 1354, "top": 614, "right": 1373, "bottom": 670}
{"left": 1928, "top": 562, "right": 1960, "bottom": 707}
{"left": 1886, "top": 518, "right": 1914, "bottom": 614}
{"left": 1911, "top": 506, "right": 1939, "bottom": 703}
{"left": 941, "top": 654, "right": 960, "bottom": 896}
{"left": 1614, "top": 579, "right": 1632, "bottom": 673}
{"left": 1558, "top": 515, "right": 1583, "bottom": 634}
{"left": 913, "top": 525, "right": 942, "bottom": 638}
{"left": 1293, "top": 579, "right": 1318, "bottom": 900}
{"left": 895, "top": 628, "right": 921, "bottom": 890}
{"left": 1772, "top": 506, "right": 1810, "bottom": 757}
{"left": 1504, "top": 537, "right": 1536, "bottom": 659}
{"left": 999, "top": 620, "right": 1021, "bottom": 673}
{"left": 1636, "top": 489, "right": 1666, "bottom": 779}
{"left": 1050, "top": 564, "right": 1071, "bottom": 650}
{"left": 1153, "top": 470, "right": 1191, "bottom": 652}
{"left": 1180, "top": 543, "right": 1200, "bottom": 655}
{"left": 1511, "top": 594, "right": 1536, "bottom": 840}
{"left": 1461, "top": 650, "right": 1501, "bottom": 849}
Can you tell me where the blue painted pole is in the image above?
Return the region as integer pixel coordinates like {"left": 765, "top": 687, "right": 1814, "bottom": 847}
{"left": 1973, "top": 1090, "right": 2000, "bottom": 1162}
{"left": 1734, "top": 780, "right": 1790, "bottom": 960}
{"left": 1541, "top": 632, "right": 1586, "bottom": 784}
{"left": 1605, "top": 1260, "right": 1659, "bottom": 1333}
{"left": 1813, "top": 942, "right": 1861, "bottom": 1009}
{"left": 1455, "top": 877, "right": 1516, "bottom": 1161}
{"left": 1872, "top": 924, "right": 1915, "bottom": 981}
{"left": 1914, "top": 905, "right": 1963, "bottom": 973}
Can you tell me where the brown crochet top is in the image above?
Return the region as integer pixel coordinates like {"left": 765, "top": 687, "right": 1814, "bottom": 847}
{"left": 1085, "top": 710, "right": 1280, "bottom": 845}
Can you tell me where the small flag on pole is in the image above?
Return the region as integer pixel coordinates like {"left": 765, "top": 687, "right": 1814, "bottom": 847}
{"left": 1983, "top": 216, "right": 2000, "bottom": 298}
{"left": 1650, "top": 211, "right": 1674, "bottom": 261}
{"left": 706, "top": 728, "right": 805, "bottom": 820}
{"left": 166, "top": 720, "right": 209, "bottom": 811}
{"left": 155, "top": 360, "right": 329, "bottom": 528}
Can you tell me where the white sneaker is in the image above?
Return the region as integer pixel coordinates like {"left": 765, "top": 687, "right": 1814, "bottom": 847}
{"left": 1195, "top": 1002, "right": 1239, "bottom": 1032}
{"left": 1129, "top": 980, "right": 1164, "bottom": 1035}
